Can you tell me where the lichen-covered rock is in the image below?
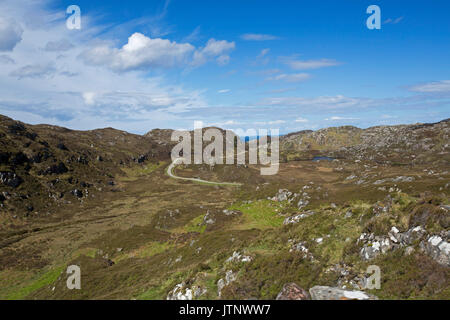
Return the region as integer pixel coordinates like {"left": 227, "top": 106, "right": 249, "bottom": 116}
{"left": 309, "top": 286, "right": 378, "bottom": 300}
{"left": 276, "top": 283, "right": 310, "bottom": 300}
{"left": 420, "top": 235, "right": 450, "bottom": 267}
{"left": 284, "top": 211, "right": 315, "bottom": 225}
{"left": 217, "top": 270, "right": 237, "bottom": 297}
{"left": 226, "top": 251, "right": 252, "bottom": 263}
{"left": 167, "top": 282, "right": 207, "bottom": 300}
{"left": 359, "top": 226, "right": 428, "bottom": 260}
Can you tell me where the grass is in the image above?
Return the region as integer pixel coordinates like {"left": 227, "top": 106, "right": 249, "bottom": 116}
{"left": 184, "top": 214, "right": 207, "bottom": 233}
{"left": 120, "top": 162, "right": 165, "bottom": 181}
{"left": 4, "top": 265, "right": 65, "bottom": 300}
{"left": 229, "top": 200, "right": 285, "bottom": 230}
{"left": 115, "top": 241, "right": 173, "bottom": 262}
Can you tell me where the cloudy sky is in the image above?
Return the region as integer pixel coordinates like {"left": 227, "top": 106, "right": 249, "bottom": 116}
{"left": 0, "top": 0, "right": 449, "bottom": 134}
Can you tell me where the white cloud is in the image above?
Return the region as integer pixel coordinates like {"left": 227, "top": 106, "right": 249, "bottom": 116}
{"left": 216, "top": 54, "right": 230, "bottom": 66}
{"left": 0, "top": 17, "right": 23, "bottom": 51}
{"left": 325, "top": 116, "right": 360, "bottom": 121}
{"left": 183, "top": 26, "right": 201, "bottom": 43}
{"left": 384, "top": 16, "right": 404, "bottom": 24}
{"left": 254, "top": 120, "right": 286, "bottom": 125}
{"left": 82, "top": 92, "right": 96, "bottom": 105}
{"left": 80, "top": 32, "right": 195, "bottom": 72}
{"left": 0, "top": 54, "right": 15, "bottom": 64}
{"left": 409, "top": 80, "right": 450, "bottom": 93}
{"left": 267, "top": 73, "right": 310, "bottom": 83}
{"left": 44, "top": 39, "right": 74, "bottom": 52}
{"left": 258, "top": 48, "right": 270, "bottom": 58}
{"left": 295, "top": 117, "right": 308, "bottom": 123}
{"left": 192, "top": 38, "right": 235, "bottom": 67}
{"left": 208, "top": 120, "right": 241, "bottom": 127}
{"left": 241, "top": 33, "right": 278, "bottom": 41}
{"left": 260, "top": 95, "right": 365, "bottom": 109}
{"left": 9, "top": 63, "right": 56, "bottom": 79}
{"left": 281, "top": 57, "right": 340, "bottom": 70}
{"left": 218, "top": 89, "right": 230, "bottom": 94}
{"left": 268, "top": 120, "right": 285, "bottom": 124}
{"left": 0, "top": 0, "right": 209, "bottom": 133}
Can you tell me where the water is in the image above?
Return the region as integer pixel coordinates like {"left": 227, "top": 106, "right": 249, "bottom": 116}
{"left": 312, "top": 156, "right": 335, "bottom": 161}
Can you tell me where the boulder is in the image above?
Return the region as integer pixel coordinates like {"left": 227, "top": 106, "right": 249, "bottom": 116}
{"left": 276, "top": 283, "right": 310, "bottom": 300}
{"left": 309, "top": 286, "right": 378, "bottom": 300}
{"left": 420, "top": 235, "right": 450, "bottom": 267}
{"left": 284, "top": 211, "right": 315, "bottom": 225}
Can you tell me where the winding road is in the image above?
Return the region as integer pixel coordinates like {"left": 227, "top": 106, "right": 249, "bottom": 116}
{"left": 166, "top": 158, "right": 242, "bottom": 186}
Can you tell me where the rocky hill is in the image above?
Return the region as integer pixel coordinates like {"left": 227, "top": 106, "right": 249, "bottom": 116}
{"left": 0, "top": 115, "right": 171, "bottom": 218}
{"left": 281, "top": 119, "right": 450, "bottom": 164}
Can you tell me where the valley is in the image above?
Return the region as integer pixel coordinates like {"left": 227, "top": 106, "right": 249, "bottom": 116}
{"left": 0, "top": 115, "right": 449, "bottom": 300}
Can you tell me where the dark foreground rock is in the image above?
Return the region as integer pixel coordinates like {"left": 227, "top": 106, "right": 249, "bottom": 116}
{"left": 276, "top": 283, "right": 310, "bottom": 300}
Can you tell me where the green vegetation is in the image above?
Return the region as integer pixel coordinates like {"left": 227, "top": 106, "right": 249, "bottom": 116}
{"left": 229, "top": 200, "right": 285, "bottom": 230}
{"left": 4, "top": 265, "right": 64, "bottom": 300}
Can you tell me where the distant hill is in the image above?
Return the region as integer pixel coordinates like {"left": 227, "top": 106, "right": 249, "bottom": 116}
{"left": 1, "top": 114, "right": 449, "bottom": 217}
{"left": 0, "top": 114, "right": 172, "bottom": 216}
{"left": 280, "top": 119, "right": 450, "bottom": 164}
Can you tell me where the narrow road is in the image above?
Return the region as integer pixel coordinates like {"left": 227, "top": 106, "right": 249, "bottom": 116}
{"left": 166, "top": 158, "right": 242, "bottom": 186}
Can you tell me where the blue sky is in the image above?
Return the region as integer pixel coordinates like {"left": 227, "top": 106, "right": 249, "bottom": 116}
{"left": 0, "top": 0, "right": 449, "bottom": 134}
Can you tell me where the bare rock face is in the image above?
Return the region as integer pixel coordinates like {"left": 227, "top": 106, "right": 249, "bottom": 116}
{"left": 309, "top": 286, "right": 378, "bottom": 300}
{"left": 359, "top": 226, "right": 427, "bottom": 260}
{"left": 420, "top": 234, "right": 450, "bottom": 267}
{"left": 166, "top": 282, "right": 207, "bottom": 300}
{"left": 276, "top": 283, "right": 310, "bottom": 300}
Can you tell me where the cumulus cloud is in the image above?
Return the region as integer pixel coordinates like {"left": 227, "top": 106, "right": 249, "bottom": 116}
{"left": 0, "top": 17, "right": 23, "bottom": 51}
{"left": 80, "top": 33, "right": 234, "bottom": 71}
{"left": 409, "top": 80, "right": 450, "bottom": 93}
{"left": 0, "top": 1, "right": 210, "bottom": 132}
{"left": 80, "top": 32, "right": 195, "bottom": 72}
{"left": 241, "top": 33, "right": 278, "bottom": 41}
{"left": 267, "top": 73, "right": 310, "bottom": 83}
{"left": 281, "top": 57, "right": 340, "bottom": 70}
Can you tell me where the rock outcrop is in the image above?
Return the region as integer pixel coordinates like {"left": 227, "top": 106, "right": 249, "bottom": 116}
{"left": 276, "top": 283, "right": 310, "bottom": 300}
{"left": 309, "top": 286, "right": 378, "bottom": 300}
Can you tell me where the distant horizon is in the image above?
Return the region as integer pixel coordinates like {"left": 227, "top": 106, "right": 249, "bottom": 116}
{"left": 2, "top": 112, "right": 448, "bottom": 137}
